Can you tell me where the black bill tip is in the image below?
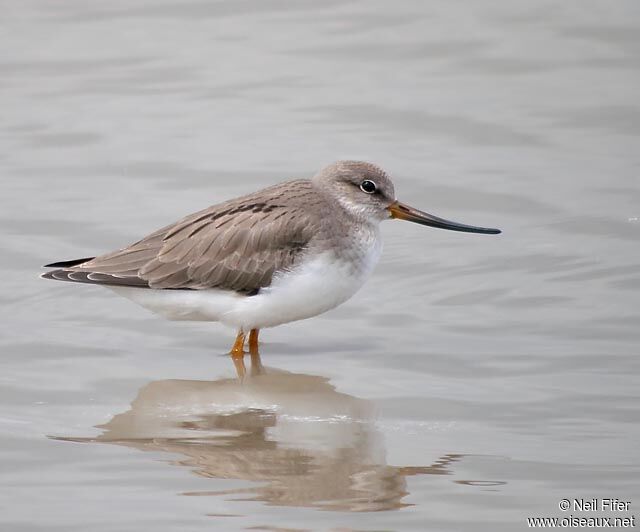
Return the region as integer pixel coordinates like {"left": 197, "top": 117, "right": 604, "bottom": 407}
{"left": 389, "top": 201, "right": 501, "bottom": 235}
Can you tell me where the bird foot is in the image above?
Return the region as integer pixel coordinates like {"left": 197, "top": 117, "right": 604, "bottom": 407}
{"left": 229, "top": 329, "right": 263, "bottom": 380}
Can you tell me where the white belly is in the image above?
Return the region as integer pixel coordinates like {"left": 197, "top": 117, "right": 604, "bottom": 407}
{"left": 109, "top": 237, "right": 382, "bottom": 331}
{"left": 223, "top": 250, "right": 378, "bottom": 330}
{"left": 108, "top": 285, "right": 244, "bottom": 322}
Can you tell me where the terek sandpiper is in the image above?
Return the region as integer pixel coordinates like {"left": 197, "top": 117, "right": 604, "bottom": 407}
{"left": 42, "top": 161, "right": 500, "bottom": 360}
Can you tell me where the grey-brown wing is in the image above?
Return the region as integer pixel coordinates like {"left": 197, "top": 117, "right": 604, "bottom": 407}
{"left": 69, "top": 183, "right": 318, "bottom": 292}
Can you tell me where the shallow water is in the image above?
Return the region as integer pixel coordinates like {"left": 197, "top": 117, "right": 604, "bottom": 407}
{"left": 1, "top": 1, "right": 639, "bottom": 531}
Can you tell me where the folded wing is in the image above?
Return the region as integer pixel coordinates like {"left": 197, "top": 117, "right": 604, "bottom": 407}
{"left": 47, "top": 181, "right": 318, "bottom": 293}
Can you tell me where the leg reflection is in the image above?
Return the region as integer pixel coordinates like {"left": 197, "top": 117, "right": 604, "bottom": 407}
{"left": 249, "top": 349, "right": 265, "bottom": 377}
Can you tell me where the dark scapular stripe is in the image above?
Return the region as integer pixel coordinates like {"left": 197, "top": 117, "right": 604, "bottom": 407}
{"left": 43, "top": 257, "right": 95, "bottom": 268}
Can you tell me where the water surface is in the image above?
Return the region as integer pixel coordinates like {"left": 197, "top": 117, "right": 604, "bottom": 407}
{"left": 1, "top": 1, "right": 639, "bottom": 531}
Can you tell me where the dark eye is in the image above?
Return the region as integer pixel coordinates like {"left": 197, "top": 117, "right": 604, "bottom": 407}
{"left": 360, "top": 180, "right": 377, "bottom": 194}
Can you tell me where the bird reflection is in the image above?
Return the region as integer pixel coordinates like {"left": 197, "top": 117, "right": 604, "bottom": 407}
{"left": 54, "top": 353, "right": 464, "bottom": 512}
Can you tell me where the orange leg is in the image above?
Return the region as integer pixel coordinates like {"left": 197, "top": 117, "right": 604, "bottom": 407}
{"left": 230, "top": 330, "right": 246, "bottom": 356}
{"left": 248, "top": 329, "right": 264, "bottom": 376}
{"left": 248, "top": 328, "right": 260, "bottom": 355}
{"left": 230, "top": 330, "right": 246, "bottom": 380}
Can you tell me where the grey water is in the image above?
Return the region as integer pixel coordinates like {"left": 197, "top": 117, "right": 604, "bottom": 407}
{"left": 1, "top": 1, "right": 639, "bottom": 531}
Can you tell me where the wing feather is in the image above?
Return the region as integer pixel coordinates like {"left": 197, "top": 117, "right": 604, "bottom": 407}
{"left": 61, "top": 180, "right": 319, "bottom": 292}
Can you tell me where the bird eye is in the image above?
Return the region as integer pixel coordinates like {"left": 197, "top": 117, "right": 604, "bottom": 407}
{"left": 360, "top": 180, "right": 377, "bottom": 194}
